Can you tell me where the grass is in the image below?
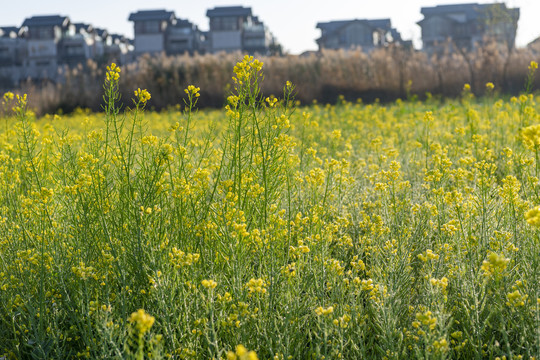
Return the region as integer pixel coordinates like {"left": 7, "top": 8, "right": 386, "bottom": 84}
{"left": 0, "top": 56, "right": 539, "bottom": 359}
{"left": 13, "top": 43, "right": 540, "bottom": 115}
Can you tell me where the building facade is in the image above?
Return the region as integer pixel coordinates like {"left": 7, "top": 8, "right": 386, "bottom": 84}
{"left": 418, "top": 3, "right": 519, "bottom": 53}
{"left": 316, "top": 19, "right": 402, "bottom": 51}
{"left": 128, "top": 10, "right": 205, "bottom": 56}
{"left": 0, "top": 15, "right": 132, "bottom": 87}
{"left": 206, "top": 6, "right": 280, "bottom": 55}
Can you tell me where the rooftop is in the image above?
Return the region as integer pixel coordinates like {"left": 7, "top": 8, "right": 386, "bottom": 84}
{"left": 128, "top": 10, "right": 175, "bottom": 22}
{"left": 317, "top": 19, "right": 392, "bottom": 32}
{"left": 206, "top": 6, "right": 252, "bottom": 18}
{"left": 74, "top": 23, "right": 93, "bottom": 33}
{"left": 22, "top": 15, "right": 70, "bottom": 27}
{"left": 0, "top": 26, "right": 20, "bottom": 37}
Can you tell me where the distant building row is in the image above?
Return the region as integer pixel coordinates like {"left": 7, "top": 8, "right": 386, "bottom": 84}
{"left": 0, "top": 2, "right": 522, "bottom": 87}
{"left": 0, "top": 6, "right": 280, "bottom": 87}
{"left": 316, "top": 3, "right": 519, "bottom": 53}
{"left": 129, "top": 7, "right": 280, "bottom": 57}
{"left": 0, "top": 16, "right": 131, "bottom": 86}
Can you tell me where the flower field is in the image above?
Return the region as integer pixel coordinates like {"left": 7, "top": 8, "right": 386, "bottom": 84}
{"left": 0, "top": 57, "right": 539, "bottom": 359}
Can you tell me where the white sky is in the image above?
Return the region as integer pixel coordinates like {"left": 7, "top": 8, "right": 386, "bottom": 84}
{"left": 0, "top": 0, "right": 536, "bottom": 54}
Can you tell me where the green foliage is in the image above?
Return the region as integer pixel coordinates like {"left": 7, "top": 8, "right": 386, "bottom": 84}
{"left": 0, "top": 58, "right": 539, "bottom": 359}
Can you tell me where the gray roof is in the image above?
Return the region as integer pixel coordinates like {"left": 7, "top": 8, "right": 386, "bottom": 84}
{"left": 95, "top": 28, "right": 108, "bottom": 38}
{"left": 128, "top": 10, "right": 175, "bottom": 22}
{"left": 206, "top": 6, "right": 252, "bottom": 18}
{"left": 174, "top": 19, "right": 196, "bottom": 29}
{"left": 22, "top": 15, "right": 69, "bottom": 27}
{"left": 0, "top": 26, "right": 19, "bottom": 37}
{"left": 317, "top": 19, "right": 392, "bottom": 32}
{"left": 74, "top": 23, "right": 93, "bottom": 33}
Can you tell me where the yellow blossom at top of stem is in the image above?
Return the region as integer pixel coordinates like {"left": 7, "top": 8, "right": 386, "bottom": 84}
{"left": 486, "top": 82, "right": 495, "bottom": 91}
{"left": 415, "top": 310, "right": 437, "bottom": 330}
{"left": 233, "top": 55, "right": 263, "bottom": 83}
{"left": 506, "top": 289, "right": 528, "bottom": 307}
{"left": 226, "top": 345, "right": 259, "bottom": 360}
{"left": 128, "top": 309, "right": 155, "bottom": 335}
{"left": 184, "top": 85, "right": 200, "bottom": 97}
{"left": 245, "top": 278, "right": 267, "bottom": 295}
{"left": 3, "top": 91, "right": 14, "bottom": 102}
{"left": 521, "top": 124, "right": 540, "bottom": 150}
{"left": 134, "top": 88, "right": 151, "bottom": 104}
{"left": 480, "top": 252, "right": 509, "bottom": 278}
{"left": 105, "top": 63, "right": 121, "bottom": 82}
{"left": 525, "top": 206, "right": 540, "bottom": 227}
{"left": 315, "top": 305, "right": 334, "bottom": 316}
{"left": 529, "top": 60, "right": 538, "bottom": 72}
{"left": 423, "top": 111, "right": 434, "bottom": 124}
{"left": 201, "top": 279, "right": 217, "bottom": 289}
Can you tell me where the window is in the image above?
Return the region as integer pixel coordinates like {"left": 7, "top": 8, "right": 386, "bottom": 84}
{"left": 212, "top": 17, "right": 240, "bottom": 31}
{"left": 135, "top": 21, "right": 161, "bottom": 34}
{"left": 33, "top": 27, "right": 53, "bottom": 40}
{"left": 145, "top": 21, "right": 160, "bottom": 33}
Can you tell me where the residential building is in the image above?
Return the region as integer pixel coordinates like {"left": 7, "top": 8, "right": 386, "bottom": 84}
{"left": 104, "top": 33, "right": 133, "bottom": 64}
{"left": 21, "top": 15, "right": 71, "bottom": 79}
{"left": 242, "top": 16, "right": 280, "bottom": 55}
{"left": 60, "top": 23, "right": 96, "bottom": 67}
{"left": 0, "top": 27, "right": 25, "bottom": 67}
{"left": 128, "top": 10, "right": 205, "bottom": 56}
{"left": 0, "top": 27, "right": 26, "bottom": 87}
{"left": 166, "top": 19, "right": 205, "bottom": 55}
{"left": 418, "top": 3, "right": 519, "bottom": 53}
{"left": 316, "top": 19, "right": 401, "bottom": 51}
{"left": 128, "top": 10, "right": 175, "bottom": 55}
{"left": 206, "top": 6, "right": 279, "bottom": 55}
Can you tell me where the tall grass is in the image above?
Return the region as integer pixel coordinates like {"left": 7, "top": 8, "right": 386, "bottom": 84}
{"left": 9, "top": 42, "right": 540, "bottom": 116}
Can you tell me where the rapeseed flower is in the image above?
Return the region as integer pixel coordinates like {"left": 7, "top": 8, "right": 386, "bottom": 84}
{"left": 129, "top": 309, "right": 155, "bottom": 335}
{"left": 525, "top": 206, "right": 540, "bottom": 227}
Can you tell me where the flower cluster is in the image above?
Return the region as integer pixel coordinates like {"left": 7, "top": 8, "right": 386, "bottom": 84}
{"left": 134, "top": 88, "right": 151, "bottom": 104}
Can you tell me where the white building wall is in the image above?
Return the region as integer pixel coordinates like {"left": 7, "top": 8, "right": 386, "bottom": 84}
{"left": 211, "top": 31, "right": 242, "bottom": 52}
{"left": 134, "top": 34, "right": 164, "bottom": 54}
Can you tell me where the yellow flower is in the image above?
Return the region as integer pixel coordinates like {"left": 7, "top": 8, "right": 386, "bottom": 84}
{"left": 227, "top": 345, "right": 259, "bottom": 360}
{"left": 481, "top": 252, "right": 509, "bottom": 278}
{"left": 485, "top": 82, "right": 495, "bottom": 91}
{"left": 522, "top": 125, "right": 540, "bottom": 150}
{"left": 128, "top": 309, "right": 155, "bottom": 335}
{"left": 105, "top": 63, "right": 121, "bottom": 82}
{"left": 315, "top": 306, "right": 334, "bottom": 316}
{"left": 433, "top": 338, "right": 449, "bottom": 352}
{"left": 525, "top": 206, "right": 540, "bottom": 227}
{"left": 201, "top": 279, "right": 217, "bottom": 289}
{"left": 3, "top": 91, "right": 14, "bottom": 102}
{"left": 184, "top": 85, "right": 201, "bottom": 97}
{"left": 415, "top": 311, "right": 437, "bottom": 330}
{"left": 245, "top": 278, "right": 267, "bottom": 295}
{"left": 529, "top": 60, "right": 538, "bottom": 71}
{"left": 506, "top": 290, "right": 528, "bottom": 307}
{"left": 134, "top": 88, "right": 151, "bottom": 104}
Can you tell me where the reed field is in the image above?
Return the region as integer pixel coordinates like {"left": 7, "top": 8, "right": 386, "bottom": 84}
{"left": 0, "top": 56, "right": 539, "bottom": 359}
{"left": 14, "top": 44, "right": 540, "bottom": 116}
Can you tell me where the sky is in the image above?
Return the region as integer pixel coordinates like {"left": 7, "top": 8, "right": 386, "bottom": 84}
{"left": 0, "top": 0, "right": 537, "bottom": 54}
